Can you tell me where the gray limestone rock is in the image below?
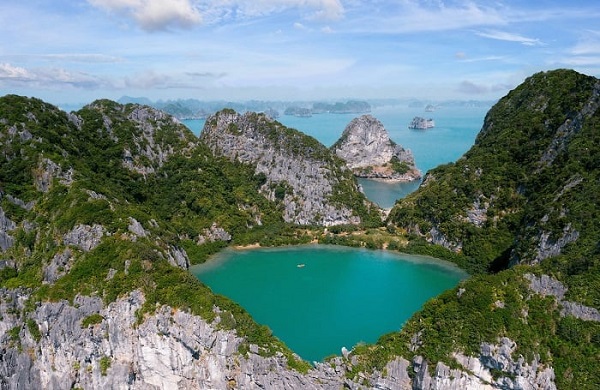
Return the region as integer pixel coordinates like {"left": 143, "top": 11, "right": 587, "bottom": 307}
{"left": 0, "top": 207, "right": 16, "bottom": 252}
{"left": 196, "top": 222, "right": 232, "bottom": 245}
{"left": 127, "top": 217, "right": 148, "bottom": 238}
{"left": 525, "top": 273, "right": 600, "bottom": 322}
{"left": 43, "top": 249, "right": 74, "bottom": 283}
{"left": 200, "top": 110, "right": 365, "bottom": 226}
{"left": 63, "top": 224, "right": 105, "bottom": 252}
{"left": 33, "top": 158, "right": 74, "bottom": 192}
{"left": 332, "top": 115, "right": 420, "bottom": 181}
{"left": 167, "top": 246, "right": 190, "bottom": 269}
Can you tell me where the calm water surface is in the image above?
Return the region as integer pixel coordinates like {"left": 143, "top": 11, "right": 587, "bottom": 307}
{"left": 192, "top": 245, "right": 467, "bottom": 362}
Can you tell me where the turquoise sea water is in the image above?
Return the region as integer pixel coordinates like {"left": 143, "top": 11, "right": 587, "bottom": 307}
{"left": 183, "top": 105, "right": 488, "bottom": 207}
{"left": 192, "top": 245, "right": 467, "bottom": 362}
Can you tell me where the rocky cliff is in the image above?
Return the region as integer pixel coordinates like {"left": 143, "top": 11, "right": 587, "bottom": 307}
{"left": 332, "top": 115, "right": 421, "bottom": 181}
{"left": 0, "top": 287, "right": 560, "bottom": 390}
{"left": 199, "top": 109, "right": 379, "bottom": 226}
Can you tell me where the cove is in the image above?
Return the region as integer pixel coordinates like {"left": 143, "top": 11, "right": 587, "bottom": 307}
{"left": 191, "top": 245, "right": 467, "bottom": 362}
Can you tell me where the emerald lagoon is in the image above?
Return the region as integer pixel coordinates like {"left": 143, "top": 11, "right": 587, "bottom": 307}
{"left": 192, "top": 245, "right": 467, "bottom": 362}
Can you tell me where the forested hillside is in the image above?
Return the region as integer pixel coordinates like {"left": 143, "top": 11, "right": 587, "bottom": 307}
{"left": 365, "top": 69, "right": 600, "bottom": 388}
{"left": 0, "top": 69, "right": 598, "bottom": 389}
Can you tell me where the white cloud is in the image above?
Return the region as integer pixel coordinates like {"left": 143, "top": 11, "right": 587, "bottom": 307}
{"left": 88, "top": 0, "right": 202, "bottom": 31}
{"left": 348, "top": 1, "right": 507, "bottom": 34}
{"left": 0, "top": 63, "right": 30, "bottom": 81}
{"left": 294, "top": 22, "right": 308, "bottom": 30}
{"left": 475, "top": 30, "right": 543, "bottom": 46}
{"left": 570, "top": 30, "right": 600, "bottom": 55}
{"left": 88, "top": 0, "right": 344, "bottom": 30}
{"left": 456, "top": 80, "right": 512, "bottom": 95}
{"left": 41, "top": 54, "right": 124, "bottom": 63}
{"left": 228, "top": 0, "right": 344, "bottom": 20}
{"left": 0, "top": 63, "right": 107, "bottom": 89}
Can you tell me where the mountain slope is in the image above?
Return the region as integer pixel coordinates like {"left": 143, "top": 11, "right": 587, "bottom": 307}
{"left": 365, "top": 69, "right": 600, "bottom": 389}
{"left": 200, "top": 109, "right": 381, "bottom": 226}
{"left": 389, "top": 69, "right": 600, "bottom": 272}
{"left": 1, "top": 69, "right": 599, "bottom": 389}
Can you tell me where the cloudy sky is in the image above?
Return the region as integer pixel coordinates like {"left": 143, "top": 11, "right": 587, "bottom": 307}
{"left": 1, "top": 0, "right": 599, "bottom": 105}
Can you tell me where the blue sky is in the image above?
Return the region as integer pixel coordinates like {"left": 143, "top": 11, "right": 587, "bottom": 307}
{"left": 1, "top": 0, "right": 600, "bottom": 105}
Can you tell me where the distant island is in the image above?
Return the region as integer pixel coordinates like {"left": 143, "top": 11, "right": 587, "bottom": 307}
{"left": 114, "top": 96, "right": 492, "bottom": 121}
{"left": 408, "top": 116, "right": 435, "bottom": 129}
{"left": 283, "top": 107, "right": 313, "bottom": 117}
{"left": 284, "top": 100, "right": 371, "bottom": 117}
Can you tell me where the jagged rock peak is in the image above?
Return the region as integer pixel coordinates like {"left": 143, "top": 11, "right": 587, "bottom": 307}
{"left": 199, "top": 109, "right": 374, "bottom": 226}
{"left": 332, "top": 114, "right": 421, "bottom": 181}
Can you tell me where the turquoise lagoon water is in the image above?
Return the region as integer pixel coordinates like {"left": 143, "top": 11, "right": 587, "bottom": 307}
{"left": 192, "top": 245, "right": 467, "bottom": 362}
{"left": 183, "top": 105, "right": 488, "bottom": 207}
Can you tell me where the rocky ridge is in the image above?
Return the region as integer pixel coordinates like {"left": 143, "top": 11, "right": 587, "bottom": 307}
{"left": 76, "top": 100, "right": 198, "bottom": 176}
{"left": 332, "top": 115, "right": 421, "bottom": 181}
{"left": 200, "top": 110, "right": 375, "bottom": 226}
{"left": 0, "top": 287, "right": 558, "bottom": 390}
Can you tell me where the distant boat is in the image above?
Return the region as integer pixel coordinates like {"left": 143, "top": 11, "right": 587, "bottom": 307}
{"left": 425, "top": 104, "right": 436, "bottom": 112}
{"left": 297, "top": 263, "right": 305, "bottom": 268}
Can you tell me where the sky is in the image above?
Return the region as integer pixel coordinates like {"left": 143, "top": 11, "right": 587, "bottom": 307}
{"left": 1, "top": 0, "right": 600, "bottom": 106}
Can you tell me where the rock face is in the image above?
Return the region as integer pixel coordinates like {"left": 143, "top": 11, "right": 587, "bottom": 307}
{"left": 0, "top": 287, "right": 558, "bottom": 390}
{"left": 200, "top": 110, "right": 371, "bottom": 226}
{"left": 0, "top": 207, "right": 16, "bottom": 252}
{"left": 0, "top": 289, "right": 328, "bottom": 389}
{"left": 525, "top": 273, "right": 600, "bottom": 322}
{"left": 408, "top": 117, "right": 435, "bottom": 130}
{"left": 332, "top": 115, "right": 420, "bottom": 181}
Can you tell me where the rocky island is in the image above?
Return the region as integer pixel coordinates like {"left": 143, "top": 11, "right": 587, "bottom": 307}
{"left": 408, "top": 116, "right": 435, "bottom": 129}
{"left": 331, "top": 115, "right": 421, "bottom": 181}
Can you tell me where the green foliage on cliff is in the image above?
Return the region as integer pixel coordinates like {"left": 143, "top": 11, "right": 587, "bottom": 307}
{"left": 358, "top": 69, "right": 600, "bottom": 388}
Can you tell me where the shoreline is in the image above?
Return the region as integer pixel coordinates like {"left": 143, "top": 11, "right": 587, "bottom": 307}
{"left": 356, "top": 176, "right": 421, "bottom": 183}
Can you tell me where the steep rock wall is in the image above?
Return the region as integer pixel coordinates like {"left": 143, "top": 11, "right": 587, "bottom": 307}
{"left": 200, "top": 110, "right": 369, "bottom": 226}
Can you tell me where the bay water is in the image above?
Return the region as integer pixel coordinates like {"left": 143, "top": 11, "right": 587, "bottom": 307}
{"left": 192, "top": 245, "right": 467, "bottom": 362}
{"left": 184, "top": 104, "right": 489, "bottom": 207}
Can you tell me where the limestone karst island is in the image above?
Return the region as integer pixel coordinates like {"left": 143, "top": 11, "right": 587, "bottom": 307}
{"left": 0, "top": 69, "right": 599, "bottom": 390}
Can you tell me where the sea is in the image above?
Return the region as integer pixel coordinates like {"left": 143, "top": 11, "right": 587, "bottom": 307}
{"left": 183, "top": 104, "right": 489, "bottom": 208}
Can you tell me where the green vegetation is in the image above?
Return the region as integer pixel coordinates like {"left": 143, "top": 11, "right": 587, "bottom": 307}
{"left": 1, "top": 69, "right": 599, "bottom": 387}
{"left": 0, "top": 96, "right": 385, "bottom": 374}
{"left": 26, "top": 318, "right": 41, "bottom": 342}
{"left": 99, "top": 356, "right": 111, "bottom": 376}
{"left": 360, "top": 69, "right": 600, "bottom": 388}
{"left": 389, "top": 156, "right": 410, "bottom": 174}
{"left": 81, "top": 313, "right": 104, "bottom": 328}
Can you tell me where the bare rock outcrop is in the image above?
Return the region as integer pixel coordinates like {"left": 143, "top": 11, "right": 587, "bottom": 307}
{"left": 63, "top": 224, "right": 105, "bottom": 252}
{"left": 524, "top": 273, "right": 600, "bottom": 322}
{"left": 0, "top": 286, "right": 561, "bottom": 390}
{"left": 200, "top": 110, "right": 368, "bottom": 226}
{"left": 332, "top": 115, "right": 421, "bottom": 181}
{"left": 0, "top": 207, "right": 16, "bottom": 252}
